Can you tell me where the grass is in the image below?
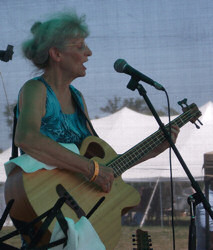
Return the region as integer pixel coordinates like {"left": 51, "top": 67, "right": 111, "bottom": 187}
{"left": 1, "top": 224, "right": 189, "bottom": 249}
{"left": 0, "top": 226, "right": 22, "bottom": 248}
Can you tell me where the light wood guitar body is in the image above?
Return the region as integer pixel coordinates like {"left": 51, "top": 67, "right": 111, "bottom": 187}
{"left": 5, "top": 136, "right": 140, "bottom": 249}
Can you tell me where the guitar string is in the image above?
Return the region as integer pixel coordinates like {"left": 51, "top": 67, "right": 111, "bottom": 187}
{"left": 68, "top": 177, "right": 105, "bottom": 197}
{"left": 114, "top": 109, "right": 199, "bottom": 176}
{"left": 62, "top": 176, "right": 106, "bottom": 219}
{"left": 111, "top": 130, "right": 166, "bottom": 177}
{"left": 109, "top": 108, "right": 198, "bottom": 177}
{"left": 62, "top": 173, "right": 105, "bottom": 201}
{"left": 114, "top": 130, "right": 166, "bottom": 175}
{"left": 112, "top": 110, "right": 194, "bottom": 176}
{"left": 111, "top": 129, "right": 168, "bottom": 176}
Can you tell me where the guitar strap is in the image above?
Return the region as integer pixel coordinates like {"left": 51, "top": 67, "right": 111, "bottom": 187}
{"left": 10, "top": 105, "right": 18, "bottom": 159}
{"left": 70, "top": 87, "right": 99, "bottom": 137}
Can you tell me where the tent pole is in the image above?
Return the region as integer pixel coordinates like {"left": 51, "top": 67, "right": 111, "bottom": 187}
{"left": 140, "top": 177, "right": 160, "bottom": 228}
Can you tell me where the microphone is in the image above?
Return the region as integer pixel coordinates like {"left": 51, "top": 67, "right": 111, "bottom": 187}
{"left": 114, "top": 59, "right": 165, "bottom": 91}
{"left": 0, "top": 45, "right": 14, "bottom": 62}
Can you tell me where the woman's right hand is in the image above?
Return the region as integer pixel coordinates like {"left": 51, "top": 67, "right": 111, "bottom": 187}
{"left": 91, "top": 164, "right": 114, "bottom": 193}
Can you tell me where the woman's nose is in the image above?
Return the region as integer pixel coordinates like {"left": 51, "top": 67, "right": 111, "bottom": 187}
{"left": 85, "top": 45, "right": 92, "bottom": 56}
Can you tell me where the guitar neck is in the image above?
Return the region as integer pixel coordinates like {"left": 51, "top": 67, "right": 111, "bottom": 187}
{"left": 108, "top": 104, "right": 200, "bottom": 177}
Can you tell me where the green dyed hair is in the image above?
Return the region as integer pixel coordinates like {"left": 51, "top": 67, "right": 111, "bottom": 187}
{"left": 22, "top": 11, "right": 89, "bottom": 69}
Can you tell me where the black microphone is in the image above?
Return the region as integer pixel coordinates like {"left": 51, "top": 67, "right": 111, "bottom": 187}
{"left": 114, "top": 59, "right": 165, "bottom": 91}
{"left": 0, "top": 45, "right": 14, "bottom": 62}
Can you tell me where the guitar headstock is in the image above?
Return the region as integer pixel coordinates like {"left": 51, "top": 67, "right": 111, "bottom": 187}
{"left": 132, "top": 229, "right": 153, "bottom": 250}
{"left": 178, "top": 98, "right": 202, "bottom": 129}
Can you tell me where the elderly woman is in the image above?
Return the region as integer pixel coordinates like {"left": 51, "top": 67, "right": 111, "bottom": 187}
{"left": 5, "top": 10, "right": 179, "bottom": 249}
{"left": 14, "top": 11, "right": 179, "bottom": 193}
{"left": 15, "top": 12, "right": 115, "bottom": 193}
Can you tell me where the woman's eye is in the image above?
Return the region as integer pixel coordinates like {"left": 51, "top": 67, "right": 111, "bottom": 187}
{"left": 77, "top": 43, "right": 86, "bottom": 50}
{"left": 75, "top": 43, "right": 83, "bottom": 50}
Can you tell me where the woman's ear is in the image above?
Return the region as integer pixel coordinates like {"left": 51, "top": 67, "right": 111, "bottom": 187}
{"left": 49, "top": 47, "right": 62, "bottom": 62}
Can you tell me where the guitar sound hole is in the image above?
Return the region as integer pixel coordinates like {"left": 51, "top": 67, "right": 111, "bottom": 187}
{"left": 84, "top": 142, "right": 105, "bottom": 159}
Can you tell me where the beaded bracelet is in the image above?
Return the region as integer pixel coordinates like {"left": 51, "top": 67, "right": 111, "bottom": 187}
{"left": 90, "top": 160, "right": 99, "bottom": 182}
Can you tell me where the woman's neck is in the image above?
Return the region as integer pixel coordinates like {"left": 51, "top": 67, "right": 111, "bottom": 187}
{"left": 43, "top": 68, "right": 74, "bottom": 93}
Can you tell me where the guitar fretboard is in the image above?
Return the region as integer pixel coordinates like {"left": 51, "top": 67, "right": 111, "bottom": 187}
{"left": 107, "top": 104, "right": 200, "bottom": 177}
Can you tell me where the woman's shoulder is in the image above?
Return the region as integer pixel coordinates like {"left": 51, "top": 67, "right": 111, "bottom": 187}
{"left": 17, "top": 78, "right": 48, "bottom": 116}
{"left": 18, "top": 78, "right": 47, "bottom": 107}
{"left": 20, "top": 78, "right": 46, "bottom": 96}
{"left": 23, "top": 78, "right": 46, "bottom": 89}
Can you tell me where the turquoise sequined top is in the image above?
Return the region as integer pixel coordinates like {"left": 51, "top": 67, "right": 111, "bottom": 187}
{"left": 17, "top": 76, "right": 91, "bottom": 148}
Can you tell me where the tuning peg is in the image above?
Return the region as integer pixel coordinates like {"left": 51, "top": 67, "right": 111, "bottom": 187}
{"left": 178, "top": 98, "right": 188, "bottom": 108}
{"left": 197, "top": 119, "right": 203, "bottom": 126}
{"left": 194, "top": 122, "right": 200, "bottom": 129}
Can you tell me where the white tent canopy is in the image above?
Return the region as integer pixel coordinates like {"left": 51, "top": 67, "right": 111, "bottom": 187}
{"left": 0, "top": 148, "right": 12, "bottom": 225}
{"left": 0, "top": 102, "right": 213, "bottom": 183}
{"left": 0, "top": 148, "right": 11, "bottom": 183}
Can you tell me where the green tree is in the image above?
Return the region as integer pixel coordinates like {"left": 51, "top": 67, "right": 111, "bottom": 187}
{"left": 100, "top": 96, "right": 122, "bottom": 114}
{"left": 100, "top": 96, "right": 179, "bottom": 116}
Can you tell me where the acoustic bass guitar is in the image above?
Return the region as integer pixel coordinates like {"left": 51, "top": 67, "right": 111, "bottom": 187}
{"left": 4, "top": 102, "right": 201, "bottom": 249}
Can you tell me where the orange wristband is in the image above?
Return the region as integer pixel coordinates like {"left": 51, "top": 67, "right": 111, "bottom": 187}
{"left": 90, "top": 160, "right": 99, "bottom": 182}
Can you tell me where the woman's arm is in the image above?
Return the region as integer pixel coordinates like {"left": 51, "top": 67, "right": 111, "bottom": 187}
{"left": 15, "top": 80, "right": 114, "bottom": 192}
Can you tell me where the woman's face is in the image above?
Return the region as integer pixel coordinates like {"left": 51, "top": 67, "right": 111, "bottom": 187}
{"left": 59, "top": 37, "right": 92, "bottom": 79}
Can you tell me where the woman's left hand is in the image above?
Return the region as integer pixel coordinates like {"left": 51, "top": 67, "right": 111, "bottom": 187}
{"left": 170, "top": 124, "right": 180, "bottom": 144}
{"left": 154, "top": 124, "right": 180, "bottom": 155}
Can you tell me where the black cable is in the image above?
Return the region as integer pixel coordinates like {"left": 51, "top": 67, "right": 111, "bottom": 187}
{"left": 164, "top": 89, "right": 176, "bottom": 250}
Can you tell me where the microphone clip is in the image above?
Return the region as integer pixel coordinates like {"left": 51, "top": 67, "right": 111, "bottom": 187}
{"left": 127, "top": 77, "right": 140, "bottom": 91}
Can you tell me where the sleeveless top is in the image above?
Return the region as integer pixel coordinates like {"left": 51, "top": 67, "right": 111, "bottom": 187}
{"left": 16, "top": 76, "right": 91, "bottom": 148}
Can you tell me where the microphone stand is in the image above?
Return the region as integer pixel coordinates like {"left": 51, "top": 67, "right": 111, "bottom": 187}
{"left": 126, "top": 76, "right": 213, "bottom": 249}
